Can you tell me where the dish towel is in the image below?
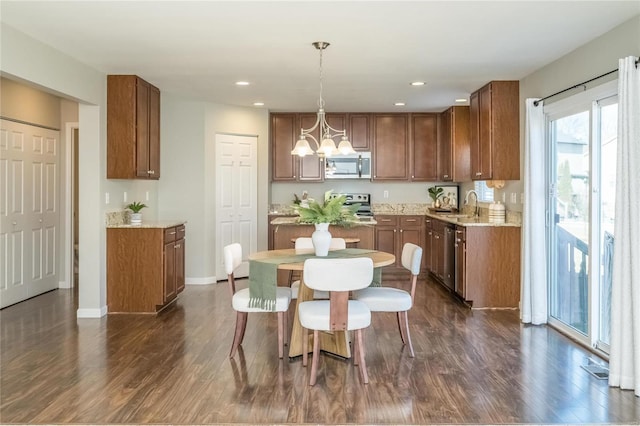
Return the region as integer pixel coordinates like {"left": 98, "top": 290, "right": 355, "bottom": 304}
{"left": 249, "top": 249, "right": 382, "bottom": 310}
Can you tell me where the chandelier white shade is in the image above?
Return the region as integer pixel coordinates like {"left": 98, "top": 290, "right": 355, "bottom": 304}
{"left": 291, "top": 42, "right": 356, "bottom": 158}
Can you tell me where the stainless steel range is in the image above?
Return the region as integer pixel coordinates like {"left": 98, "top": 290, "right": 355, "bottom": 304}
{"left": 330, "top": 192, "right": 373, "bottom": 219}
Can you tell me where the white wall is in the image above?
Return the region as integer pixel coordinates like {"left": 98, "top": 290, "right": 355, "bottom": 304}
{"left": 159, "top": 94, "right": 269, "bottom": 283}
{"left": 203, "top": 103, "right": 269, "bottom": 279}
{"left": 271, "top": 181, "right": 436, "bottom": 205}
{"left": 487, "top": 14, "right": 640, "bottom": 213}
{"left": 1, "top": 23, "right": 159, "bottom": 317}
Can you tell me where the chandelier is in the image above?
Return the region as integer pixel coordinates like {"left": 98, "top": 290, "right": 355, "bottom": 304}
{"left": 291, "top": 42, "right": 356, "bottom": 158}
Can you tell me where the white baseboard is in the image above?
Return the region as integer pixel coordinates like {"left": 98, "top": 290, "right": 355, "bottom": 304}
{"left": 59, "top": 280, "right": 72, "bottom": 289}
{"left": 186, "top": 276, "right": 218, "bottom": 285}
{"left": 76, "top": 306, "right": 107, "bottom": 318}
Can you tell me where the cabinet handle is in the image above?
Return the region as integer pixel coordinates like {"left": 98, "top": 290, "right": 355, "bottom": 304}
{"left": 456, "top": 238, "right": 462, "bottom": 242}
{"left": 394, "top": 229, "right": 397, "bottom": 233}
{"left": 455, "top": 243, "right": 458, "bottom": 247}
{"left": 406, "top": 219, "right": 417, "bottom": 222}
{"left": 443, "top": 174, "right": 449, "bottom": 179}
{"left": 425, "top": 219, "right": 431, "bottom": 223}
{"left": 435, "top": 235, "right": 440, "bottom": 239}
{"left": 175, "top": 244, "right": 181, "bottom": 248}
{"left": 400, "top": 229, "right": 403, "bottom": 233}
{"left": 456, "top": 230, "right": 462, "bottom": 234}
{"left": 428, "top": 231, "right": 432, "bottom": 235}
{"left": 169, "top": 231, "right": 176, "bottom": 235}
{"left": 148, "top": 170, "right": 155, "bottom": 175}
{"left": 475, "top": 172, "right": 482, "bottom": 176}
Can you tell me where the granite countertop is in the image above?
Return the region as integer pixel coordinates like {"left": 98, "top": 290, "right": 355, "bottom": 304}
{"left": 107, "top": 220, "right": 186, "bottom": 229}
{"left": 425, "top": 212, "right": 521, "bottom": 227}
{"left": 270, "top": 217, "right": 377, "bottom": 226}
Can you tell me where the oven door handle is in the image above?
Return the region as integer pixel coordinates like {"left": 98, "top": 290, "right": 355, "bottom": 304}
{"left": 358, "top": 155, "right": 362, "bottom": 178}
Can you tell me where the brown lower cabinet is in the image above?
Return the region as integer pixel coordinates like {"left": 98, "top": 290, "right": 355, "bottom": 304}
{"left": 452, "top": 223, "right": 520, "bottom": 308}
{"left": 373, "top": 215, "right": 425, "bottom": 270}
{"left": 428, "top": 218, "right": 455, "bottom": 289}
{"left": 107, "top": 224, "right": 186, "bottom": 313}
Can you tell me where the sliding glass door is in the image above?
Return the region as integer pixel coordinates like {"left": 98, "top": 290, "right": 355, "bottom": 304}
{"left": 546, "top": 81, "right": 617, "bottom": 352}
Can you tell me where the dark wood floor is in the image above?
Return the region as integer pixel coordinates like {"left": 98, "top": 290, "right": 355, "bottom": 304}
{"left": 1, "top": 274, "right": 638, "bottom": 425}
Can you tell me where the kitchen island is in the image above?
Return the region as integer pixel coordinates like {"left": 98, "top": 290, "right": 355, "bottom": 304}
{"left": 269, "top": 216, "right": 376, "bottom": 250}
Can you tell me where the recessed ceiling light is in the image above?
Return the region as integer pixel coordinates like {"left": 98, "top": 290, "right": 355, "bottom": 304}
{"left": 394, "top": 102, "right": 406, "bottom": 106}
{"left": 253, "top": 102, "right": 264, "bottom": 107}
{"left": 410, "top": 81, "right": 425, "bottom": 86}
{"left": 235, "top": 81, "right": 250, "bottom": 86}
{"left": 455, "top": 98, "right": 467, "bottom": 103}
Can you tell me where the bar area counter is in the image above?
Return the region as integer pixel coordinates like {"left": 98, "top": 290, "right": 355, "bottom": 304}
{"left": 268, "top": 216, "right": 376, "bottom": 250}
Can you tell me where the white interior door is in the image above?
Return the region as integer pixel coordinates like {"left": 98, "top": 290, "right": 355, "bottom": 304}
{"left": 215, "top": 134, "right": 257, "bottom": 279}
{"left": 1, "top": 119, "right": 60, "bottom": 308}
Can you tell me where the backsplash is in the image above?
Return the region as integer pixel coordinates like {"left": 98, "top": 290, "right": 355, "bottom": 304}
{"left": 105, "top": 210, "right": 130, "bottom": 226}
{"left": 269, "top": 202, "right": 522, "bottom": 224}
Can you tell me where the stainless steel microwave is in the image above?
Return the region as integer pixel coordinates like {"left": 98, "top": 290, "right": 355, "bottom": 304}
{"left": 324, "top": 152, "right": 371, "bottom": 179}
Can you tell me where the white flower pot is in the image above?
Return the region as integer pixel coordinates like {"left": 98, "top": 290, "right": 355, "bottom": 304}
{"left": 312, "top": 223, "right": 332, "bottom": 256}
{"left": 130, "top": 212, "right": 143, "bottom": 225}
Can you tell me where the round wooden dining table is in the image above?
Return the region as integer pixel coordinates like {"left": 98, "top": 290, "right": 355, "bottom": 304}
{"left": 248, "top": 248, "right": 395, "bottom": 358}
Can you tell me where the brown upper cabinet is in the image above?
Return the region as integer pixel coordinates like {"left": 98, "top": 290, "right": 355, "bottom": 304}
{"left": 348, "top": 113, "right": 371, "bottom": 151}
{"left": 438, "top": 106, "right": 470, "bottom": 182}
{"left": 410, "top": 113, "right": 438, "bottom": 181}
{"left": 470, "top": 81, "right": 520, "bottom": 181}
{"left": 107, "top": 75, "right": 160, "bottom": 179}
{"left": 372, "top": 114, "right": 409, "bottom": 181}
{"left": 271, "top": 113, "right": 361, "bottom": 182}
{"left": 271, "top": 113, "right": 298, "bottom": 181}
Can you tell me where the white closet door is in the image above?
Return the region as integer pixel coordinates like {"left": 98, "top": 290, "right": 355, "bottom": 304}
{"left": 0, "top": 120, "right": 60, "bottom": 308}
{"left": 215, "top": 134, "right": 257, "bottom": 279}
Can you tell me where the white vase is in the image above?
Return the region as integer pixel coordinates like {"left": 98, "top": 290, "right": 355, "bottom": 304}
{"left": 130, "top": 212, "right": 142, "bottom": 225}
{"left": 312, "top": 223, "right": 332, "bottom": 256}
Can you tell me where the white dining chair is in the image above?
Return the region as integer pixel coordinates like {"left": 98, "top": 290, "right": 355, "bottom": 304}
{"left": 352, "top": 242, "right": 422, "bottom": 357}
{"left": 298, "top": 257, "right": 373, "bottom": 385}
{"left": 290, "top": 237, "right": 346, "bottom": 300}
{"left": 223, "top": 243, "right": 292, "bottom": 359}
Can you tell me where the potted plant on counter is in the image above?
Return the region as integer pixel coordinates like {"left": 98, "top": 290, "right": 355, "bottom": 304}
{"left": 126, "top": 201, "right": 147, "bottom": 225}
{"left": 295, "top": 191, "right": 360, "bottom": 256}
{"left": 428, "top": 186, "right": 444, "bottom": 209}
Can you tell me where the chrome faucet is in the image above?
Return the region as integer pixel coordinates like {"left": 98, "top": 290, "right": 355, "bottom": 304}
{"left": 465, "top": 190, "right": 479, "bottom": 218}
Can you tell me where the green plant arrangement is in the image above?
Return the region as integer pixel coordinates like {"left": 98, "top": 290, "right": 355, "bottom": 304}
{"left": 296, "top": 190, "right": 360, "bottom": 226}
{"left": 428, "top": 186, "right": 444, "bottom": 203}
{"left": 126, "top": 201, "right": 147, "bottom": 213}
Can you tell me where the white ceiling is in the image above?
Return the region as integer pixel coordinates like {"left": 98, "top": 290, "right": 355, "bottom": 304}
{"left": 1, "top": 1, "right": 639, "bottom": 112}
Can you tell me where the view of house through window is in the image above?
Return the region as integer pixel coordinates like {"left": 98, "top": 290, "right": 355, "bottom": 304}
{"left": 546, "top": 82, "right": 617, "bottom": 353}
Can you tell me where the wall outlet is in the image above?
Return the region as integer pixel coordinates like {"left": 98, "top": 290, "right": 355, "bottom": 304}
{"left": 383, "top": 190, "right": 389, "bottom": 199}
{"left": 123, "top": 191, "right": 128, "bottom": 202}
{"left": 521, "top": 193, "right": 525, "bottom": 204}
{"left": 502, "top": 192, "right": 506, "bottom": 203}
{"left": 145, "top": 191, "right": 150, "bottom": 201}
{"left": 105, "top": 192, "right": 110, "bottom": 205}
{"left": 510, "top": 193, "right": 517, "bottom": 203}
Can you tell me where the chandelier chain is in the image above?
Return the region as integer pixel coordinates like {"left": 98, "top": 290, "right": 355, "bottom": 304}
{"left": 318, "top": 44, "right": 325, "bottom": 110}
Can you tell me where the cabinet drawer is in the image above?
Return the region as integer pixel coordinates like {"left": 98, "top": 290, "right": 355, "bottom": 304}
{"left": 375, "top": 215, "right": 398, "bottom": 226}
{"left": 431, "top": 219, "right": 448, "bottom": 233}
{"left": 176, "top": 225, "right": 186, "bottom": 240}
{"left": 400, "top": 216, "right": 422, "bottom": 228}
{"left": 164, "top": 226, "right": 178, "bottom": 243}
{"left": 424, "top": 217, "right": 433, "bottom": 229}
